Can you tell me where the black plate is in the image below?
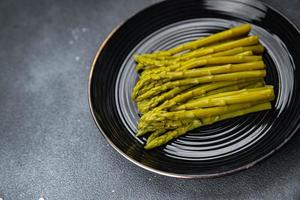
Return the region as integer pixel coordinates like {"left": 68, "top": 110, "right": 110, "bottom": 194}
{"left": 88, "top": 0, "right": 300, "bottom": 178}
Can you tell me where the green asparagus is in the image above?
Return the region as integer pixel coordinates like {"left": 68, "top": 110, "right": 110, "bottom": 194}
{"left": 173, "top": 86, "right": 274, "bottom": 110}
{"left": 139, "top": 24, "right": 251, "bottom": 58}
{"left": 144, "top": 102, "right": 271, "bottom": 149}
{"left": 131, "top": 24, "right": 274, "bottom": 150}
{"left": 137, "top": 70, "right": 266, "bottom": 101}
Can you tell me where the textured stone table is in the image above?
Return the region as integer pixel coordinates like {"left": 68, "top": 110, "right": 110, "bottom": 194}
{"left": 0, "top": 0, "right": 300, "bottom": 199}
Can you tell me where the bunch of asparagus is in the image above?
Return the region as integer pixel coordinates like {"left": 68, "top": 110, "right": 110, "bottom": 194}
{"left": 132, "top": 24, "right": 275, "bottom": 150}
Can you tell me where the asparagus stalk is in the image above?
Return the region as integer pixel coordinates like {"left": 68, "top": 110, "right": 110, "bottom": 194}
{"left": 140, "top": 24, "right": 252, "bottom": 58}
{"left": 137, "top": 39, "right": 240, "bottom": 61}
{"left": 135, "top": 36, "right": 260, "bottom": 69}
{"left": 186, "top": 83, "right": 267, "bottom": 103}
{"left": 136, "top": 41, "right": 234, "bottom": 62}
{"left": 144, "top": 101, "right": 269, "bottom": 122}
{"left": 137, "top": 49, "right": 253, "bottom": 74}
{"left": 132, "top": 25, "right": 274, "bottom": 150}
{"left": 173, "top": 86, "right": 274, "bottom": 110}
{"left": 141, "top": 80, "right": 261, "bottom": 117}
{"left": 141, "top": 61, "right": 266, "bottom": 83}
{"left": 141, "top": 43, "right": 263, "bottom": 62}
{"left": 136, "top": 70, "right": 266, "bottom": 101}
{"left": 139, "top": 44, "right": 264, "bottom": 76}
{"left": 136, "top": 38, "right": 260, "bottom": 70}
{"left": 144, "top": 102, "right": 271, "bottom": 149}
{"left": 138, "top": 79, "right": 261, "bottom": 114}
{"left": 178, "top": 80, "right": 264, "bottom": 107}
{"left": 172, "top": 36, "right": 259, "bottom": 61}
{"left": 201, "top": 85, "right": 270, "bottom": 99}
{"left": 138, "top": 80, "right": 259, "bottom": 125}
{"left": 135, "top": 58, "right": 263, "bottom": 97}
{"left": 203, "top": 80, "right": 264, "bottom": 96}
{"left": 137, "top": 80, "right": 163, "bottom": 97}
{"left": 210, "top": 44, "right": 264, "bottom": 56}
{"left": 145, "top": 120, "right": 203, "bottom": 149}
{"left": 177, "top": 55, "right": 262, "bottom": 71}
{"left": 147, "top": 130, "right": 166, "bottom": 144}
{"left": 137, "top": 85, "right": 192, "bottom": 114}
{"left": 137, "top": 119, "right": 193, "bottom": 136}
{"left": 141, "top": 55, "right": 262, "bottom": 78}
{"left": 132, "top": 78, "right": 166, "bottom": 101}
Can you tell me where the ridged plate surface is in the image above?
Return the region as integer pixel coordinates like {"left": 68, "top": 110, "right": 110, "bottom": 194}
{"left": 89, "top": 0, "right": 300, "bottom": 178}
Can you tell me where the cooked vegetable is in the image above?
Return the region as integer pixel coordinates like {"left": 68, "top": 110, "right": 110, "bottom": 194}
{"left": 137, "top": 24, "right": 251, "bottom": 58}
{"left": 144, "top": 102, "right": 271, "bottom": 149}
{"left": 173, "top": 86, "right": 274, "bottom": 110}
{"left": 136, "top": 70, "right": 266, "bottom": 101}
{"left": 135, "top": 36, "right": 260, "bottom": 69}
{"left": 131, "top": 24, "right": 274, "bottom": 149}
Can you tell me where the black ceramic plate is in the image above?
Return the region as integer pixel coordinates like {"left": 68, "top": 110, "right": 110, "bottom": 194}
{"left": 89, "top": 0, "right": 300, "bottom": 178}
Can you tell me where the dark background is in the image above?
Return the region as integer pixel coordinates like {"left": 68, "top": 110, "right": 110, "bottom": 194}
{"left": 0, "top": 0, "right": 299, "bottom": 199}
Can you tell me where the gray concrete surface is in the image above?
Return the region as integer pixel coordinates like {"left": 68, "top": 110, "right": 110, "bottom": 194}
{"left": 0, "top": 0, "right": 299, "bottom": 199}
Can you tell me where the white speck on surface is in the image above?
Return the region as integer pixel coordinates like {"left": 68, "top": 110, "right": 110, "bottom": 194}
{"left": 74, "top": 35, "right": 79, "bottom": 40}
{"left": 112, "top": 190, "right": 115, "bottom": 193}
{"left": 69, "top": 40, "right": 74, "bottom": 45}
{"left": 82, "top": 27, "right": 87, "bottom": 32}
{"left": 0, "top": 197, "right": 3, "bottom": 200}
{"left": 148, "top": 178, "right": 152, "bottom": 181}
{"left": 75, "top": 56, "right": 80, "bottom": 61}
{"left": 39, "top": 198, "right": 45, "bottom": 200}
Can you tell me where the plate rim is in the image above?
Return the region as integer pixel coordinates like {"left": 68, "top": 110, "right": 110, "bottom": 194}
{"left": 88, "top": 0, "right": 300, "bottom": 178}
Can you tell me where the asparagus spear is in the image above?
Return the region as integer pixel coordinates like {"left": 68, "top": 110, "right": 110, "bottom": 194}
{"left": 138, "top": 80, "right": 259, "bottom": 124}
{"left": 138, "top": 49, "right": 253, "bottom": 75}
{"left": 177, "top": 55, "right": 262, "bottom": 71}
{"left": 146, "top": 80, "right": 260, "bottom": 114}
{"left": 141, "top": 61, "right": 266, "bottom": 83}
{"left": 136, "top": 70, "right": 266, "bottom": 101}
{"left": 145, "top": 120, "right": 202, "bottom": 149}
{"left": 139, "top": 44, "right": 264, "bottom": 76}
{"left": 144, "top": 101, "right": 268, "bottom": 122}
{"left": 137, "top": 85, "right": 192, "bottom": 114}
{"left": 173, "top": 86, "right": 274, "bottom": 110}
{"left": 137, "top": 119, "right": 193, "bottom": 136}
{"left": 144, "top": 102, "right": 271, "bottom": 149}
{"left": 137, "top": 43, "right": 235, "bottom": 62}
{"left": 135, "top": 36, "right": 260, "bottom": 69}
{"left": 141, "top": 55, "right": 263, "bottom": 77}
{"left": 137, "top": 80, "right": 163, "bottom": 96}
{"left": 147, "top": 130, "right": 166, "bottom": 144}
{"left": 177, "top": 80, "right": 264, "bottom": 107}
{"left": 139, "top": 24, "right": 252, "bottom": 58}
{"left": 139, "top": 44, "right": 263, "bottom": 63}
{"left": 137, "top": 39, "right": 240, "bottom": 61}
{"left": 138, "top": 79, "right": 261, "bottom": 114}
{"left": 184, "top": 82, "right": 267, "bottom": 104}
{"left": 203, "top": 80, "right": 264, "bottom": 96}
{"left": 211, "top": 44, "right": 264, "bottom": 56}
{"left": 132, "top": 76, "right": 170, "bottom": 100}
{"left": 172, "top": 36, "right": 259, "bottom": 61}
{"left": 135, "top": 57, "right": 263, "bottom": 95}
{"left": 200, "top": 85, "right": 270, "bottom": 100}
